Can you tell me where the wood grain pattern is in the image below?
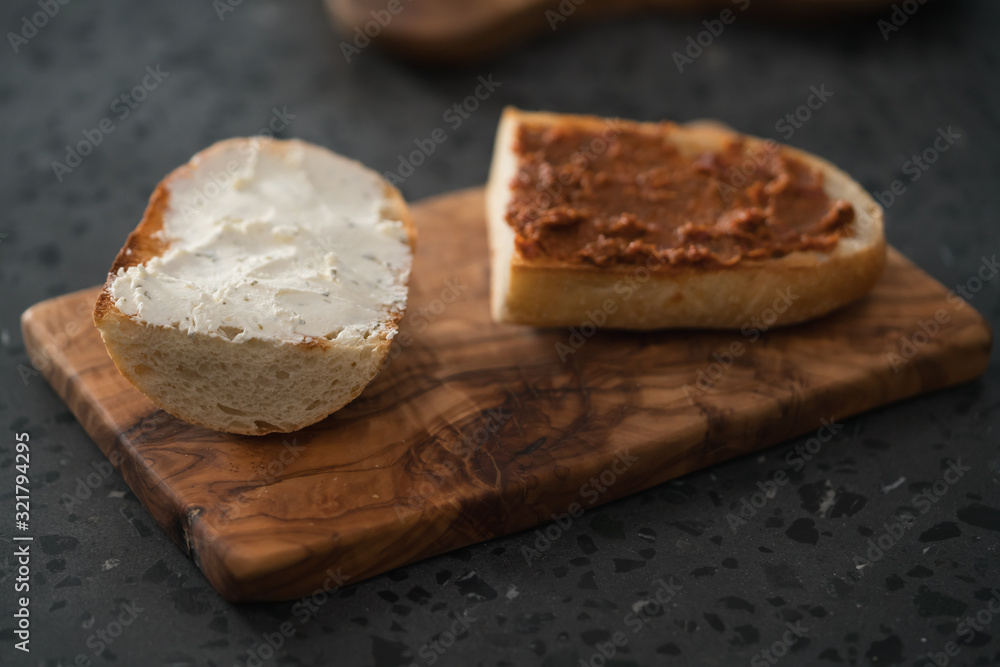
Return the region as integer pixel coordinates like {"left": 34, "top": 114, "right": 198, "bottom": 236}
{"left": 21, "top": 187, "right": 991, "bottom": 602}
{"left": 324, "top": 0, "right": 901, "bottom": 63}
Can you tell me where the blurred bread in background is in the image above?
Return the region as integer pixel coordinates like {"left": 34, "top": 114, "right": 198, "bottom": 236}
{"left": 324, "top": 0, "right": 906, "bottom": 64}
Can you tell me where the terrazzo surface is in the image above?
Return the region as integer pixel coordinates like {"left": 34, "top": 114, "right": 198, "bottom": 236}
{"left": 1, "top": 0, "right": 998, "bottom": 665}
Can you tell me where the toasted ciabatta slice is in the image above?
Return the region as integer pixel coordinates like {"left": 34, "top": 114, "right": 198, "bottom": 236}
{"left": 487, "top": 108, "right": 886, "bottom": 329}
{"left": 94, "top": 138, "right": 414, "bottom": 436}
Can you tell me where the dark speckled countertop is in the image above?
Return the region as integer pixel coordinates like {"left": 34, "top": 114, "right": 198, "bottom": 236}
{"left": 1, "top": 1, "right": 999, "bottom": 666}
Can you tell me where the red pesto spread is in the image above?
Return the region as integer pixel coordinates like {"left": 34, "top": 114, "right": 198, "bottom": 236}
{"left": 506, "top": 122, "right": 855, "bottom": 268}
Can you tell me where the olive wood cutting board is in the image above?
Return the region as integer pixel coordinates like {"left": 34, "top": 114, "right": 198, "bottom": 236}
{"left": 21, "top": 187, "right": 991, "bottom": 602}
{"left": 323, "top": 0, "right": 901, "bottom": 63}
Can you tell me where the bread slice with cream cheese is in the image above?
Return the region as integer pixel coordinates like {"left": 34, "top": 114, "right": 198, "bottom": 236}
{"left": 94, "top": 138, "right": 414, "bottom": 435}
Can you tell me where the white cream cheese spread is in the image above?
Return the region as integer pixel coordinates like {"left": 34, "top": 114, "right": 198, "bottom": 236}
{"left": 109, "top": 139, "right": 412, "bottom": 344}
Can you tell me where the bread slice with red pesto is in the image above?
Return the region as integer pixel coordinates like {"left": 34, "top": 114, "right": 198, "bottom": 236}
{"left": 94, "top": 138, "right": 415, "bottom": 436}
{"left": 486, "top": 107, "right": 885, "bottom": 330}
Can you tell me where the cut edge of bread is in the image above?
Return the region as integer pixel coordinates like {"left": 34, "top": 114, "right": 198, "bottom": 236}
{"left": 487, "top": 107, "right": 886, "bottom": 330}
{"left": 93, "top": 138, "right": 416, "bottom": 436}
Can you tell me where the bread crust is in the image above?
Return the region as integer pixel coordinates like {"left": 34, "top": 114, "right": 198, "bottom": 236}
{"left": 487, "top": 108, "right": 886, "bottom": 329}
{"left": 94, "top": 138, "right": 415, "bottom": 435}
